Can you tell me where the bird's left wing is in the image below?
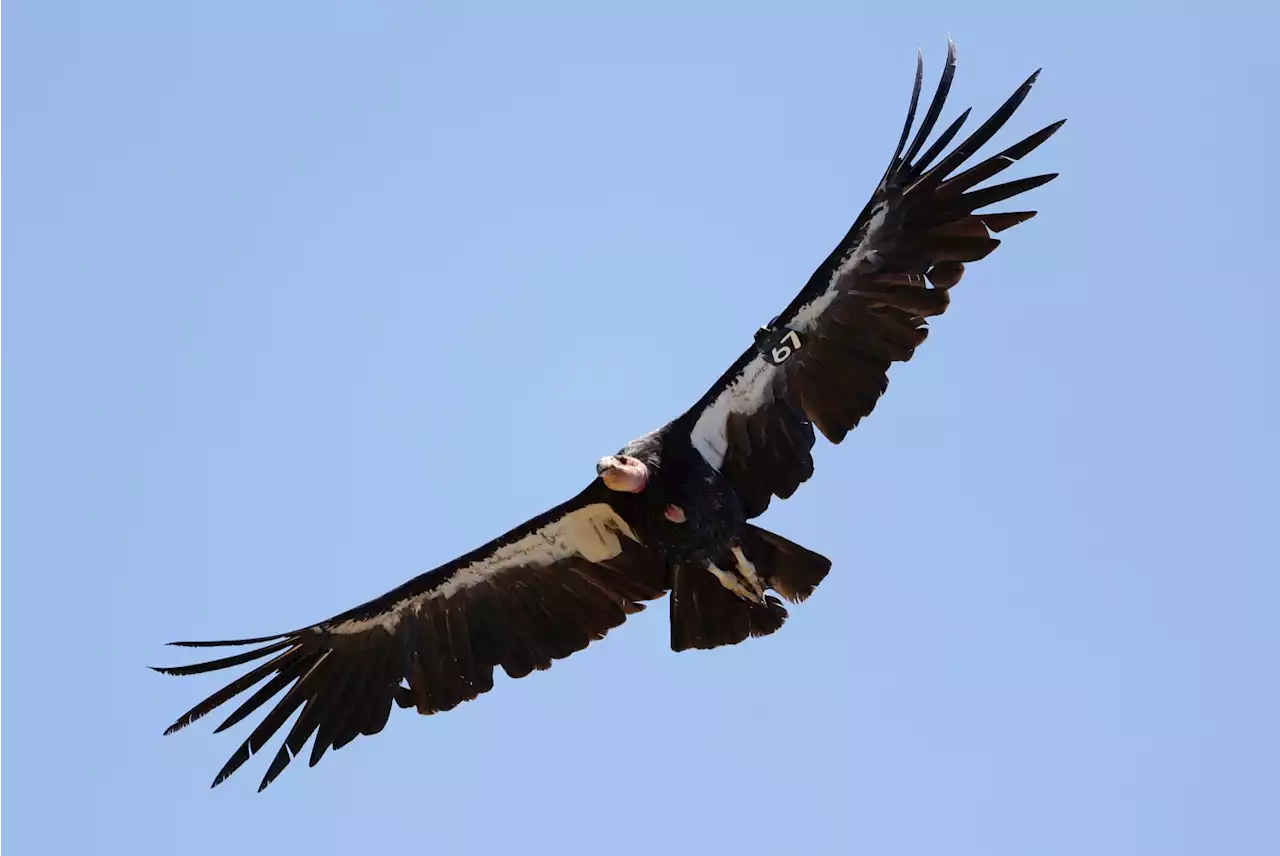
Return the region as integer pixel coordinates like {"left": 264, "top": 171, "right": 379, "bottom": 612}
{"left": 677, "top": 43, "right": 1064, "bottom": 517}
{"left": 154, "top": 481, "right": 665, "bottom": 791}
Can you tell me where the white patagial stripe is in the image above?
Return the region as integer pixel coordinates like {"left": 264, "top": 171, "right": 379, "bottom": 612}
{"left": 329, "top": 505, "right": 637, "bottom": 635}
{"left": 690, "top": 201, "right": 892, "bottom": 470}
{"left": 689, "top": 353, "right": 777, "bottom": 469}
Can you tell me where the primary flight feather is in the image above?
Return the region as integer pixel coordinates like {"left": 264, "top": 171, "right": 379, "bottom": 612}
{"left": 156, "top": 41, "right": 1064, "bottom": 791}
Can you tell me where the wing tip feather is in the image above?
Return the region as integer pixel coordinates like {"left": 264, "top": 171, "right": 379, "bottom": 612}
{"left": 166, "top": 633, "right": 290, "bottom": 649}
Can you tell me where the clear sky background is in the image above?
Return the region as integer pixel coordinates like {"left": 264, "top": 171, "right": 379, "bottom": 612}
{"left": 6, "top": 2, "right": 1277, "bottom": 854}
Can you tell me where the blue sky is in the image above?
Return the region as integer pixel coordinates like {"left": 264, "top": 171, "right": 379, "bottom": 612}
{"left": 6, "top": 2, "right": 1277, "bottom": 854}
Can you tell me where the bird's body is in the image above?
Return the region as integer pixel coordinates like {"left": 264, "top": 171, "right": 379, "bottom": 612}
{"left": 608, "top": 426, "right": 800, "bottom": 638}
{"left": 156, "top": 41, "right": 1064, "bottom": 791}
{"left": 618, "top": 427, "right": 745, "bottom": 568}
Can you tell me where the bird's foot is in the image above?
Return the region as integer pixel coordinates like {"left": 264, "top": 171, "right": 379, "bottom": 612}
{"left": 731, "top": 546, "right": 766, "bottom": 601}
{"left": 707, "top": 562, "right": 764, "bottom": 604}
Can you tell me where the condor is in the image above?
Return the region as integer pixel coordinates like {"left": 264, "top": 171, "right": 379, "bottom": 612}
{"left": 156, "top": 41, "right": 1063, "bottom": 791}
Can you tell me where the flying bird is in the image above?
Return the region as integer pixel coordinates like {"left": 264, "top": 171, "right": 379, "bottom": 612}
{"left": 156, "top": 42, "right": 1063, "bottom": 791}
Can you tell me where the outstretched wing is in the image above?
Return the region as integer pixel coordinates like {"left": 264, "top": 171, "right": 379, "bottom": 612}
{"left": 678, "top": 41, "right": 1064, "bottom": 517}
{"left": 154, "top": 482, "right": 666, "bottom": 791}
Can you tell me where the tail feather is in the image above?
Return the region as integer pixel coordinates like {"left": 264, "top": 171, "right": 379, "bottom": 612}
{"left": 669, "top": 565, "right": 788, "bottom": 652}
{"left": 745, "top": 525, "right": 831, "bottom": 604}
{"left": 668, "top": 528, "right": 832, "bottom": 652}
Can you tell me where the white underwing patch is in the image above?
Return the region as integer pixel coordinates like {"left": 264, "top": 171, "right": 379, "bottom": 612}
{"left": 329, "top": 505, "right": 638, "bottom": 635}
{"left": 690, "top": 354, "right": 776, "bottom": 467}
{"left": 690, "top": 201, "right": 892, "bottom": 470}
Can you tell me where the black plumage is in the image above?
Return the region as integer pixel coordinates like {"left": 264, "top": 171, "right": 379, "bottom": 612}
{"left": 155, "top": 41, "right": 1063, "bottom": 791}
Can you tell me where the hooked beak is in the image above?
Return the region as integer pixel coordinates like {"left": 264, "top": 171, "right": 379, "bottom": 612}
{"left": 597, "top": 455, "right": 648, "bottom": 493}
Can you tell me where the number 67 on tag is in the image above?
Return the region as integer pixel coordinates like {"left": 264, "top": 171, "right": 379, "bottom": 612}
{"left": 756, "top": 327, "right": 804, "bottom": 366}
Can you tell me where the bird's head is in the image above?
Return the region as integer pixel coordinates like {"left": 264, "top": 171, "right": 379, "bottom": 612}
{"left": 596, "top": 454, "right": 649, "bottom": 493}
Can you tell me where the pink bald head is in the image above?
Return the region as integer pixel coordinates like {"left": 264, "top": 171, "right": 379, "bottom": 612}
{"left": 596, "top": 455, "right": 648, "bottom": 493}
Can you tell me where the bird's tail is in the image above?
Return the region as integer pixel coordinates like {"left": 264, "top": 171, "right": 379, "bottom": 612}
{"left": 669, "top": 525, "right": 832, "bottom": 652}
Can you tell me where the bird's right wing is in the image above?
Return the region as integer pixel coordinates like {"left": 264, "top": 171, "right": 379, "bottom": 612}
{"left": 154, "top": 481, "right": 666, "bottom": 791}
